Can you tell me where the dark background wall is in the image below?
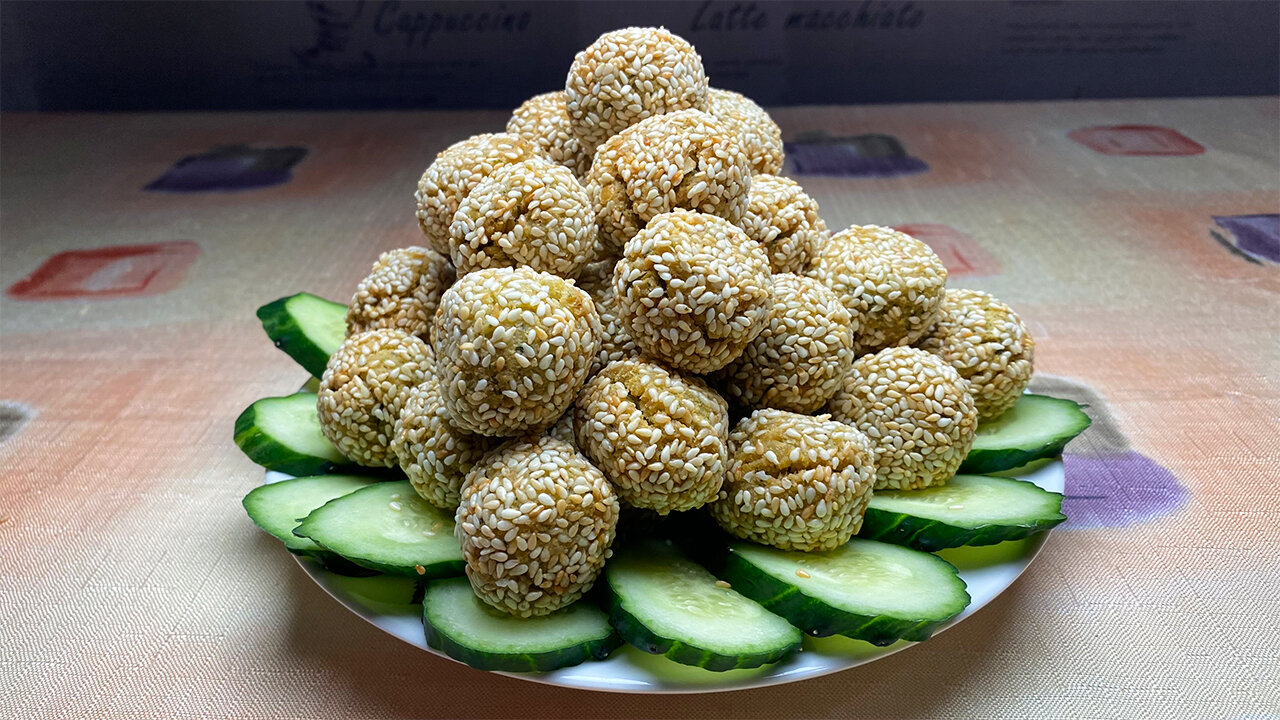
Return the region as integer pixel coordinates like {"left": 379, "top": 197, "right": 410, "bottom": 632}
{"left": 3, "top": 0, "right": 1277, "bottom": 111}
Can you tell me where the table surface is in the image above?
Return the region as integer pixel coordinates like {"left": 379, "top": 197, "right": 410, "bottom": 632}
{"left": 2, "top": 96, "right": 1278, "bottom": 719}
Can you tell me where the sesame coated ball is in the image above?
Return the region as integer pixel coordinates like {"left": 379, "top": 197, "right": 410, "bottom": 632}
{"left": 614, "top": 210, "right": 774, "bottom": 373}
{"left": 455, "top": 435, "right": 620, "bottom": 617}
{"left": 588, "top": 109, "right": 753, "bottom": 254}
{"left": 448, "top": 157, "right": 597, "bottom": 279}
{"left": 391, "top": 373, "right": 500, "bottom": 510}
{"left": 812, "top": 225, "right": 948, "bottom": 356}
{"left": 710, "top": 409, "right": 876, "bottom": 552}
{"left": 507, "top": 91, "right": 592, "bottom": 179}
{"left": 317, "top": 329, "right": 433, "bottom": 467}
{"left": 346, "top": 246, "right": 453, "bottom": 339}
{"left": 434, "top": 266, "right": 601, "bottom": 436}
{"left": 739, "top": 175, "right": 827, "bottom": 274}
{"left": 565, "top": 27, "right": 709, "bottom": 154}
{"left": 826, "top": 347, "right": 978, "bottom": 490}
{"left": 916, "top": 288, "right": 1036, "bottom": 421}
{"left": 719, "top": 274, "right": 854, "bottom": 414}
{"left": 574, "top": 359, "right": 729, "bottom": 514}
{"left": 705, "top": 88, "right": 784, "bottom": 175}
{"left": 414, "top": 133, "right": 540, "bottom": 255}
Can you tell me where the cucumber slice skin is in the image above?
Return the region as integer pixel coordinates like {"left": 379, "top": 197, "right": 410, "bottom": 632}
{"left": 294, "top": 482, "right": 465, "bottom": 579}
{"left": 423, "top": 616, "right": 620, "bottom": 673}
{"left": 421, "top": 579, "right": 621, "bottom": 672}
{"left": 607, "top": 600, "right": 799, "bottom": 671}
{"left": 257, "top": 293, "right": 346, "bottom": 379}
{"left": 309, "top": 553, "right": 382, "bottom": 577}
{"left": 858, "top": 476, "right": 1067, "bottom": 552}
{"left": 324, "top": 553, "right": 463, "bottom": 579}
{"left": 959, "top": 395, "right": 1092, "bottom": 474}
{"left": 960, "top": 444, "right": 1067, "bottom": 476}
{"left": 604, "top": 543, "right": 802, "bottom": 671}
{"left": 719, "top": 545, "right": 967, "bottom": 646}
{"left": 241, "top": 475, "right": 382, "bottom": 576}
{"left": 859, "top": 506, "right": 1064, "bottom": 552}
{"left": 233, "top": 394, "right": 352, "bottom": 476}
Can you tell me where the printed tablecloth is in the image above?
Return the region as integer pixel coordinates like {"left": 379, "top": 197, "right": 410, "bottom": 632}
{"left": 2, "top": 96, "right": 1278, "bottom": 719}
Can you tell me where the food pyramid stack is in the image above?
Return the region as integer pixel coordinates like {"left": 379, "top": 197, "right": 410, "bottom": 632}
{"left": 246, "top": 26, "right": 1067, "bottom": 674}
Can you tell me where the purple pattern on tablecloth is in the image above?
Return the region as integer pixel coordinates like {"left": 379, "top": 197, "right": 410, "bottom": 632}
{"left": 1029, "top": 374, "right": 1189, "bottom": 530}
{"left": 785, "top": 132, "right": 929, "bottom": 177}
{"left": 1212, "top": 214, "right": 1280, "bottom": 264}
{"left": 1061, "top": 451, "right": 1189, "bottom": 530}
{"left": 145, "top": 145, "right": 307, "bottom": 192}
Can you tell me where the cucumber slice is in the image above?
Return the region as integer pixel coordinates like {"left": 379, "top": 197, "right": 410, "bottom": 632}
{"left": 294, "top": 481, "right": 464, "bottom": 578}
{"left": 234, "top": 393, "right": 351, "bottom": 476}
{"left": 960, "top": 394, "right": 1091, "bottom": 474}
{"left": 605, "top": 542, "right": 802, "bottom": 671}
{"left": 721, "top": 539, "right": 969, "bottom": 646}
{"left": 242, "top": 474, "right": 381, "bottom": 574}
{"left": 257, "top": 293, "right": 347, "bottom": 378}
{"left": 422, "top": 577, "right": 620, "bottom": 672}
{"left": 859, "top": 474, "right": 1066, "bottom": 551}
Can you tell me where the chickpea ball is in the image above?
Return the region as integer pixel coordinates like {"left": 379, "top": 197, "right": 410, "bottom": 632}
{"left": 826, "top": 347, "right": 978, "bottom": 490}
{"left": 455, "top": 435, "right": 620, "bottom": 617}
{"left": 705, "top": 88, "right": 784, "bottom": 175}
{"left": 565, "top": 26, "right": 709, "bottom": 153}
{"left": 434, "top": 266, "right": 601, "bottom": 436}
{"left": 916, "top": 288, "right": 1036, "bottom": 421}
{"left": 414, "top": 133, "right": 540, "bottom": 255}
{"left": 589, "top": 109, "right": 752, "bottom": 254}
{"left": 614, "top": 210, "right": 773, "bottom": 374}
{"left": 719, "top": 274, "right": 854, "bottom": 414}
{"left": 710, "top": 409, "right": 876, "bottom": 552}
{"left": 448, "top": 157, "right": 596, "bottom": 279}
{"left": 506, "top": 91, "right": 592, "bottom": 179}
{"left": 739, "top": 175, "right": 827, "bottom": 274}
{"left": 574, "top": 359, "right": 729, "bottom": 514}
{"left": 391, "top": 374, "right": 499, "bottom": 510}
{"left": 317, "top": 329, "right": 432, "bottom": 467}
{"left": 812, "top": 225, "right": 948, "bottom": 356}
{"left": 346, "top": 246, "right": 453, "bottom": 339}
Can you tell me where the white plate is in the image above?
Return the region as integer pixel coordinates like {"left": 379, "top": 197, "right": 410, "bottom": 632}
{"left": 269, "top": 459, "right": 1063, "bottom": 694}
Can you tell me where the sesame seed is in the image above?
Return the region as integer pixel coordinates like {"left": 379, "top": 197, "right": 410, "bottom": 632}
{"left": 435, "top": 266, "right": 601, "bottom": 436}
{"left": 455, "top": 435, "right": 618, "bottom": 617}
{"left": 416, "top": 133, "right": 541, "bottom": 255}
{"left": 810, "top": 225, "right": 947, "bottom": 354}
{"left": 507, "top": 91, "right": 592, "bottom": 179}
{"left": 826, "top": 347, "right": 978, "bottom": 491}
{"left": 588, "top": 110, "right": 752, "bottom": 255}
{"left": 566, "top": 27, "right": 708, "bottom": 154}
{"left": 449, "top": 158, "right": 596, "bottom": 280}
{"left": 916, "top": 288, "right": 1035, "bottom": 421}
{"left": 709, "top": 409, "right": 875, "bottom": 552}
{"left": 317, "top": 329, "right": 432, "bottom": 468}
{"left": 717, "top": 274, "right": 853, "bottom": 414}
{"left": 613, "top": 209, "right": 772, "bottom": 373}
{"left": 574, "top": 359, "right": 728, "bottom": 514}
